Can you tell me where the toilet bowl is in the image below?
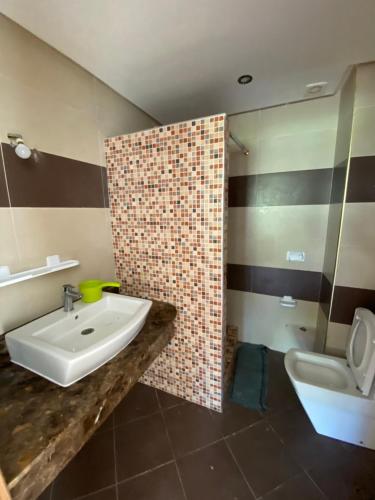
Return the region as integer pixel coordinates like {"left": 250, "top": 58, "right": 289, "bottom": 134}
{"left": 285, "top": 308, "right": 375, "bottom": 449}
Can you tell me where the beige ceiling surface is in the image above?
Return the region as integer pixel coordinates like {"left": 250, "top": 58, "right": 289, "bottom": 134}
{"left": 1, "top": 0, "right": 374, "bottom": 123}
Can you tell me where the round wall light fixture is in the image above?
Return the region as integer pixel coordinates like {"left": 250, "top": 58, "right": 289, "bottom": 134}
{"left": 15, "top": 142, "right": 32, "bottom": 159}
{"left": 7, "top": 132, "right": 32, "bottom": 160}
{"left": 237, "top": 74, "right": 253, "bottom": 85}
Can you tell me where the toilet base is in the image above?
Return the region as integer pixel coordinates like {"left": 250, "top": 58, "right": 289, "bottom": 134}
{"left": 296, "top": 389, "right": 375, "bottom": 450}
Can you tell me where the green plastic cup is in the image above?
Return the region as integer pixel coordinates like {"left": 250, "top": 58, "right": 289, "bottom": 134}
{"left": 79, "top": 279, "right": 120, "bottom": 303}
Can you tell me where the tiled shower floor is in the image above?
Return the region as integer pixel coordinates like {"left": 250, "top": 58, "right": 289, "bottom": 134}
{"left": 39, "top": 350, "right": 375, "bottom": 500}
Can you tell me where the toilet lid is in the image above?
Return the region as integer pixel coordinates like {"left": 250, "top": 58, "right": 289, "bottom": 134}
{"left": 346, "top": 308, "right": 375, "bottom": 396}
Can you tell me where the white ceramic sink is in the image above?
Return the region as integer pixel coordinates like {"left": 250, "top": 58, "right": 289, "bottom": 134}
{"left": 5, "top": 293, "right": 152, "bottom": 386}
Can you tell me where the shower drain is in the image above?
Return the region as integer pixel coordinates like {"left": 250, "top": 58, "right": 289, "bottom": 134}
{"left": 81, "top": 328, "right": 95, "bottom": 335}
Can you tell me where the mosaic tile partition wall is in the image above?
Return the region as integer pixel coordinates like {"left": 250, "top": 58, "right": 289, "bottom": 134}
{"left": 105, "top": 114, "right": 227, "bottom": 411}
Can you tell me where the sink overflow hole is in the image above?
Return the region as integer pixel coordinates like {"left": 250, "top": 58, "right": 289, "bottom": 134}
{"left": 81, "top": 328, "right": 95, "bottom": 336}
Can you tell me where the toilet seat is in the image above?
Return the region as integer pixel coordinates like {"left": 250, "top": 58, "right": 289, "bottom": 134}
{"left": 284, "top": 349, "right": 359, "bottom": 396}
{"left": 346, "top": 308, "right": 375, "bottom": 396}
{"left": 285, "top": 308, "right": 375, "bottom": 398}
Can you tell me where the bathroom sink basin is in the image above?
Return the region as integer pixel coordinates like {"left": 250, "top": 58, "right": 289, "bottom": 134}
{"left": 5, "top": 293, "right": 152, "bottom": 386}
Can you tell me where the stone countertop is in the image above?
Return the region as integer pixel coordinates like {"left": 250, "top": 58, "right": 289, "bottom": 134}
{"left": 0, "top": 300, "right": 176, "bottom": 500}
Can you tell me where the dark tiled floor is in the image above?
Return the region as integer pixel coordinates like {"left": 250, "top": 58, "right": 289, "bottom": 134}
{"left": 38, "top": 350, "right": 375, "bottom": 500}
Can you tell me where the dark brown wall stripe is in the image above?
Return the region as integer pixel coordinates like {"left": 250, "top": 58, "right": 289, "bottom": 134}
{"left": 227, "top": 263, "right": 322, "bottom": 302}
{"left": 319, "top": 273, "right": 333, "bottom": 319}
{"left": 346, "top": 156, "right": 375, "bottom": 203}
{"left": 0, "top": 146, "right": 10, "bottom": 207}
{"left": 1, "top": 143, "right": 108, "bottom": 208}
{"left": 330, "top": 285, "right": 375, "bottom": 325}
{"left": 330, "top": 160, "right": 348, "bottom": 204}
{"left": 228, "top": 168, "right": 332, "bottom": 207}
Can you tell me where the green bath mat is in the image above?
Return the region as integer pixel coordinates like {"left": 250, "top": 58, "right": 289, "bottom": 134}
{"left": 230, "top": 343, "right": 268, "bottom": 411}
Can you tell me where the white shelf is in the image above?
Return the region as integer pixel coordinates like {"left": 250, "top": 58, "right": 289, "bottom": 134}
{"left": 0, "top": 256, "right": 80, "bottom": 288}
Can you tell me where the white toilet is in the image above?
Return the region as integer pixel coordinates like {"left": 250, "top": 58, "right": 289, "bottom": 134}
{"left": 285, "top": 307, "right": 375, "bottom": 450}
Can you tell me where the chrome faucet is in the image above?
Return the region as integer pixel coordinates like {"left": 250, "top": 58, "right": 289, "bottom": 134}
{"left": 63, "top": 284, "right": 82, "bottom": 312}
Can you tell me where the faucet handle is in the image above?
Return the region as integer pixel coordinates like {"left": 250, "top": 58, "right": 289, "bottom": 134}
{"left": 63, "top": 284, "right": 74, "bottom": 292}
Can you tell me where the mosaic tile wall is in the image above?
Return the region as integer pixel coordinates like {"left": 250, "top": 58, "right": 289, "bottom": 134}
{"left": 105, "top": 114, "right": 227, "bottom": 411}
{"left": 224, "top": 325, "right": 238, "bottom": 391}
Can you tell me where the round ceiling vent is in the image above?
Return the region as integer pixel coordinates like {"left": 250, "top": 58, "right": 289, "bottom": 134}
{"left": 237, "top": 74, "right": 253, "bottom": 85}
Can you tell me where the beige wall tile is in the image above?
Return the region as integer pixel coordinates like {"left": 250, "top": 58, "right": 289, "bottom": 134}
{"left": 322, "top": 202, "right": 343, "bottom": 283}
{"left": 0, "top": 74, "right": 102, "bottom": 165}
{"left": 334, "top": 69, "right": 355, "bottom": 166}
{"left": 95, "top": 78, "right": 157, "bottom": 138}
{"left": 256, "top": 129, "right": 336, "bottom": 174}
{"left": 0, "top": 14, "right": 158, "bottom": 166}
{"left": 94, "top": 79, "right": 157, "bottom": 165}
{"left": 11, "top": 208, "right": 115, "bottom": 272}
{"left": 0, "top": 208, "right": 115, "bottom": 334}
{"left": 228, "top": 110, "right": 260, "bottom": 144}
{"left": 325, "top": 321, "right": 350, "bottom": 357}
{"left": 0, "top": 208, "right": 20, "bottom": 269}
{"left": 335, "top": 203, "right": 375, "bottom": 289}
{"left": 227, "top": 94, "right": 339, "bottom": 354}
{"left": 229, "top": 148, "right": 261, "bottom": 177}
{"left": 314, "top": 304, "right": 328, "bottom": 353}
{"left": 354, "top": 63, "right": 375, "bottom": 110}
{"left": 228, "top": 205, "right": 328, "bottom": 272}
{"left": 351, "top": 105, "right": 375, "bottom": 157}
{"left": 334, "top": 110, "right": 353, "bottom": 166}
{"left": 0, "top": 269, "right": 84, "bottom": 334}
{"left": 227, "top": 289, "right": 319, "bottom": 353}
{"left": 229, "top": 95, "right": 338, "bottom": 177}
{"left": 257, "top": 96, "right": 339, "bottom": 139}
{"left": 0, "top": 15, "right": 96, "bottom": 114}
{"left": 229, "top": 129, "right": 336, "bottom": 177}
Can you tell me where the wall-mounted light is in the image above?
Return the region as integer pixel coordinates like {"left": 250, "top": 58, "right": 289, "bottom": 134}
{"left": 7, "top": 133, "right": 32, "bottom": 159}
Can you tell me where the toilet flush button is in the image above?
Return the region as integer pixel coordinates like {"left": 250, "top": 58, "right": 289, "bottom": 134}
{"left": 286, "top": 251, "right": 305, "bottom": 262}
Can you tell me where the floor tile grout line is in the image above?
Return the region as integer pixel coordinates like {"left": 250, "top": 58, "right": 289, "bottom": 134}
{"left": 173, "top": 460, "right": 188, "bottom": 500}
{"left": 113, "top": 389, "right": 176, "bottom": 487}
{"left": 155, "top": 387, "right": 188, "bottom": 500}
{"left": 112, "top": 427, "right": 119, "bottom": 500}
{"left": 255, "top": 472, "right": 306, "bottom": 500}
{"left": 223, "top": 416, "right": 267, "bottom": 440}
{"left": 266, "top": 421, "right": 329, "bottom": 499}
{"left": 116, "top": 459, "right": 176, "bottom": 487}
{"left": 155, "top": 387, "right": 162, "bottom": 411}
{"left": 156, "top": 391, "right": 187, "bottom": 412}
{"left": 304, "top": 469, "right": 330, "bottom": 500}
{"left": 113, "top": 408, "right": 162, "bottom": 429}
{"left": 73, "top": 483, "right": 117, "bottom": 500}
{"left": 223, "top": 437, "right": 257, "bottom": 499}
{"left": 160, "top": 401, "right": 187, "bottom": 411}
{"left": 158, "top": 402, "right": 265, "bottom": 461}
{"left": 113, "top": 389, "right": 185, "bottom": 431}
{"left": 267, "top": 418, "right": 328, "bottom": 482}
{"left": 179, "top": 436, "right": 227, "bottom": 459}
{"left": 145, "top": 383, "right": 188, "bottom": 410}
{"left": 267, "top": 422, "right": 286, "bottom": 446}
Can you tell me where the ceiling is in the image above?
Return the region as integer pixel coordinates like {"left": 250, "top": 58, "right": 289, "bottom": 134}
{"left": 1, "top": 0, "right": 375, "bottom": 124}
